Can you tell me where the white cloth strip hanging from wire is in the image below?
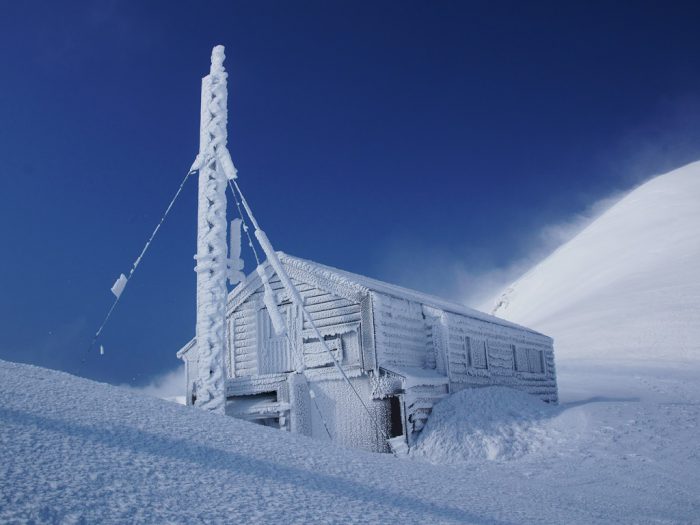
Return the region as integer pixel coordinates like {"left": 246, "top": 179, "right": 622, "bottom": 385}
{"left": 228, "top": 218, "right": 245, "bottom": 286}
{"left": 90, "top": 167, "right": 195, "bottom": 349}
{"left": 227, "top": 178, "right": 261, "bottom": 266}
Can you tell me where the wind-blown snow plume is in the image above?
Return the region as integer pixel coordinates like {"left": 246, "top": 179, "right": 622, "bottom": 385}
{"left": 194, "top": 46, "right": 229, "bottom": 413}
{"left": 126, "top": 366, "right": 185, "bottom": 404}
{"left": 490, "top": 161, "right": 700, "bottom": 364}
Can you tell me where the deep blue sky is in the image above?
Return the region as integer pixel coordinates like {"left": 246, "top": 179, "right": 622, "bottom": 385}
{"left": 2, "top": 1, "right": 700, "bottom": 386}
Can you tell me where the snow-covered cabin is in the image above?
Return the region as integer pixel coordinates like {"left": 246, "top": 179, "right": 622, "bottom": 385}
{"left": 177, "top": 253, "right": 558, "bottom": 453}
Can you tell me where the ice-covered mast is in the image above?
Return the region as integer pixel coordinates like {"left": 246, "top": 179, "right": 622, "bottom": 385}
{"left": 189, "top": 46, "right": 387, "bottom": 439}
{"left": 193, "top": 46, "right": 237, "bottom": 413}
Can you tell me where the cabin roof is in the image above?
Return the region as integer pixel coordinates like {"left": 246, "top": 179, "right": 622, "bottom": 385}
{"left": 176, "top": 338, "right": 196, "bottom": 359}
{"left": 181, "top": 252, "right": 550, "bottom": 359}
{"left": 380, "top": 365, "right": 450, "bottom": 389}
{"left": 277, "top": 253, "right": 548, "bottom": 337}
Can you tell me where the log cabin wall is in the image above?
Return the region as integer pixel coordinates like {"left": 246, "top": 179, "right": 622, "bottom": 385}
{"left": 443, "top": 312, "right": 557, "bottom": 403}
{"left": 181, "top": 254, "right": 559, "bottom": 452}
{"left": 227, "top": 273, "right": 364, "bottom": 378}
{"left": 372, "top": 292, "right": 432, "bottom": 369}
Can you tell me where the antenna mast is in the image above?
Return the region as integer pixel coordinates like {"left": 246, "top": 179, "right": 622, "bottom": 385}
{"left": 194, "top": 45, "right": 230, "bottom": 413}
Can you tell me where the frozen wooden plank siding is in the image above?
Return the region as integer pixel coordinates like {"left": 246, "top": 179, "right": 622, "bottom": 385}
{"left": 177, "top": 253, "right": 558, "bottom": 453}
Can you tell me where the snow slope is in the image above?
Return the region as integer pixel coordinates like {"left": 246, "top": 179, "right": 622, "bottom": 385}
{"left": 490, "top": 161, "right": 700, "bottom": 365}
{"left": 2, "top": 358, "right": 700, "bottom": 523}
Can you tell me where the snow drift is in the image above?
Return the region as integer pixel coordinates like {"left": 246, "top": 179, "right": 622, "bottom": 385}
{"left": 490, "top": 161, "right": 700, "bottom": 365}
{"left": 409, "top": 387, "right": 564, "bottom": 463}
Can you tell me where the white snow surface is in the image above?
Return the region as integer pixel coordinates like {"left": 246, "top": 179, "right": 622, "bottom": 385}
{"left": 410, "top": 386, "right": 561, "bottom": 463}
{"left": 2, "top": 358, "right": 699, "bottom": 523}
{"left": 490, "top": 161, "right": 700, "bottom": 365}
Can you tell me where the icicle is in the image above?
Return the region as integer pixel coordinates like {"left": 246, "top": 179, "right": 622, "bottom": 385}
{"left": 110, "top": 274, "right": 128, "bottom": 298}
{"left": 256, "top": 267, "right": 286, "bottom": 336}
{"left": 227, "top": 218, "right": 245, "bottom": 286}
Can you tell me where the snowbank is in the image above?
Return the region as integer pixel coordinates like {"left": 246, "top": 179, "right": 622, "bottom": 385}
{"left": 0, "top": 359, "right": 479, "bottom": 524}
{"left": 2, "top": 357, "right": 700, "bottom": 523}
{"left": 409, "top": 387, "right": 561, "bottom": 463}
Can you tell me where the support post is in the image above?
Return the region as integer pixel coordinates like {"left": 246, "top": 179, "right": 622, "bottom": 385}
{"left": 194, "top": 45, "right": 229, "bottom": 413}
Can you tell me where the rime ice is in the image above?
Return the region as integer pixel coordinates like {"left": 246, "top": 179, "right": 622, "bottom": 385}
{"left": 193, "top": 46, "right": 230, "bottom": 413}
{"left": 178, "top": 253, "right": 558, "bottom": 453}
{"left": 227, "top": 218, "right": 245, "bottom": 286}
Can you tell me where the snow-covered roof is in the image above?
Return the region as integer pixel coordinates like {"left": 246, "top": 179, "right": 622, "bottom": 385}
{"left": 176, "top": 338, "right": 196, "bottom": 359}
{"left": 182, "top": 252, "right": 549, "bottom": 361}
{"left": 276, "top": 253, "right": 548, "bottom": 337}
{"left": 380, "top": 365, "right": 449, "bottom": 389}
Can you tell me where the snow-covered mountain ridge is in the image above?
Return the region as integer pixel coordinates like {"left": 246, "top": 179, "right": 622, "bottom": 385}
{"left": 491, "top": 161, "right": 700, "bottom": 365}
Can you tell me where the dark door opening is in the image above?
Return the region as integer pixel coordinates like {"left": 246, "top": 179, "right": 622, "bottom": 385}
{"left": 389, "top": 396, "right": 403, "bottom": 438}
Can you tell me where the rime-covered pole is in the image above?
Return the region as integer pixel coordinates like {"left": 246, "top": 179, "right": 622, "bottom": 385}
{"left": 194, "top": 45, "right": 229, "bottom": 413}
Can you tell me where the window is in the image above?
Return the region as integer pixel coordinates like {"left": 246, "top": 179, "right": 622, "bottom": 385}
{"left": 468, "top": 337, "right": 488, "bottom": 369}
{"left": 257, "top": 304, "right": 294, "bottom": 374}
{"left": 514, "top": 346, "right": 529, "bottom": 372}
{"left": 528, "top": 348, "right": 545, "bottom": 374}
{"left": 513, "top": 346, "right": 546, "bottom": 374}
{"left": 303, "top": 335, "right": 342, "bottom": 368}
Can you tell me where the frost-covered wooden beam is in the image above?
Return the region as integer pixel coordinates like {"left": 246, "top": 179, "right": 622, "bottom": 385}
{"left": 194, "top": 45, "right": 230, "bottom": 413}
